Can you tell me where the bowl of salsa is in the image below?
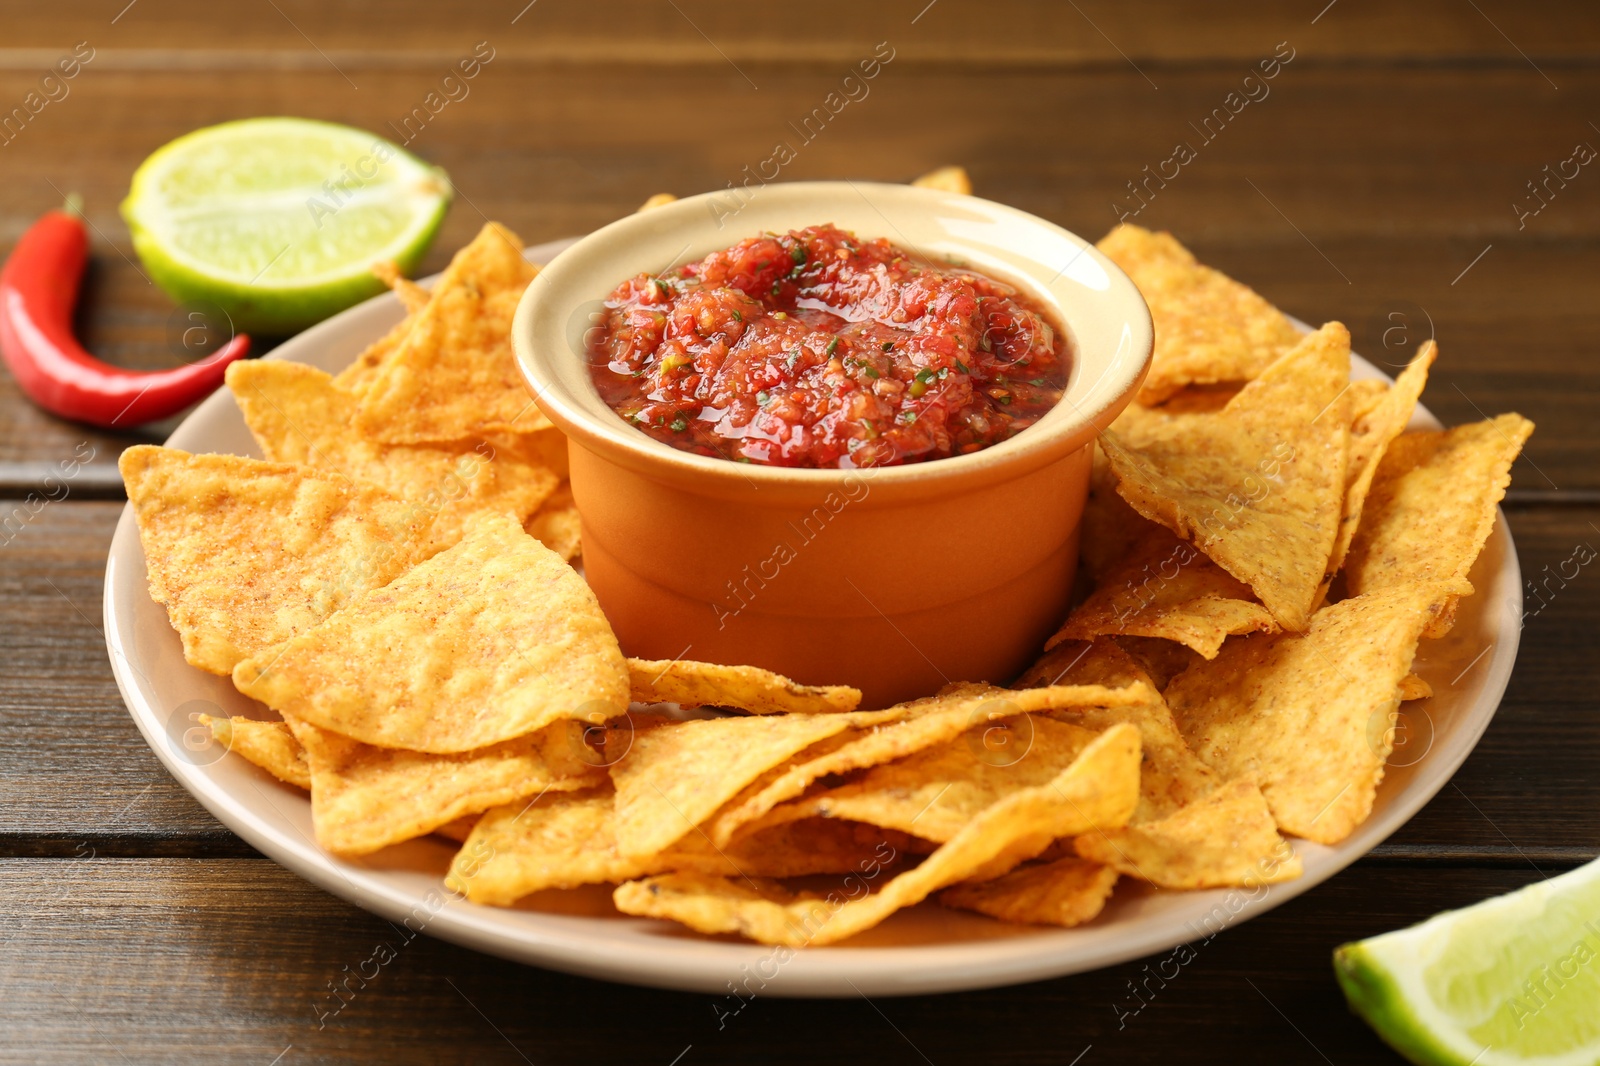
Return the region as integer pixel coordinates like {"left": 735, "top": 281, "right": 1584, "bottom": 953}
{"left": 514, "top": 182, "right": 1152, "bottom": 706}
{"left": 587, "top": 222, "right": 1070, "bottom": 470}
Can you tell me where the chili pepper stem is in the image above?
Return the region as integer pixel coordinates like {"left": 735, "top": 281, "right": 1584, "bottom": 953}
{"left": 61, "top": 193, "right": 84, "bottom": 218}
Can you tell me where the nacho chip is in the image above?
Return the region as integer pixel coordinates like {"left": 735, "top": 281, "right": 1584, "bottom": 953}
{"left": 638, "top": 192, "right": 677, "bottom": 211}
{"left": 609, "top": 709, "right": 898, "bottom": 859}
{"left": 433, "top": 815, "right": 479, "bottom": 843}
{"left": 447, "top": 787, "right": 906, "bottom": 905}
{"left": 233, "top": 513, "right": 629, "bottom": 754}
{"left": 356, "top": 222, "right": 544, "bottom": 443}
{"left": 1167, "top": 583, "right": 1465, "bottom": 844}
{"left": 1097, "top": 225, "right": 1304, "bottom": 403}
{"left": 1015, "top": 640, "right": 1218, "bottom": 822}
{"left": 119, "top": 445, "right": 430, "bottom": 675}
{"left": 666, "top": 818, "right": 911, "bottom": 881}
{"left": 1113, "top": 636, "right": 1203, "bottom": 691}
{"left": 1346, "top": 378, "right": 1391, "bottom": 423}
{"left": 200, "top": 715, "right": 309, "bottom": 789}
{"left": 1049, "top": 523, "right": 1278, "bottom": 658}
{"left": 1327, "top": 342, "right": 1435, "bottom": 581}
{"left": 911, "top": 165, "right": 972, "bottom": 195}
{"left": 1075, "top": 777, "right": 1301, "bottom": 889}
{"left": 447, "top": 789, "right": 636, "bottom": 903}
{"left": 1080, "top": 442, "right": 1151, "bottom": 582}
{"left": 1150, "top": 383, "right": 1240, "bottom": 415}
{"left": 627, "top": 658, "right": 862, "bottom": 715}
{"left": 371, "top": 259, "right": 429, "bottom": 314}
{"left": 1100, "top": 322, "right": 1352, "bottom": 631}
{"left": 761, "top": 717, "right": 1103, "bottom": 842}
{"left": 706, "top": 681, "right": 1153, "bottom": 847}
{"left": 228, "top": 360, "right": 559, "bottom": 554}
{"left": 284, "top": 715, "right": 604, "bottom": 856}
{"left": 939, "top": 856, "right": 1118, "bottom": 928}
{"left": 1398, "top": 673, "right": 1432, "bottom": 702}
{"left": 613, "top": 723, "right": 1141, "bottom": 946}
{"left": 333, "top": 309, "right": 415, "bottom": 397}
{"left": 333, "top": 258, "right": 429, "bottom": 396}
{"left": 1345, "top": 413, "right": 1533, "bottom": 637}
{"left": 523, "top": 484, "right": 581, "bottom": 561}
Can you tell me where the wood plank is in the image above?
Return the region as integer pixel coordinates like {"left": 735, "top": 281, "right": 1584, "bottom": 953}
{"left": 2, "top": 0, "right": 1597, "bottom": 66}
{"left": 1, "top": 63, "right": 1597, "bottom": 486}
{"left": 0, "top": 501, "right": 233, "bottom": 844}
{"left": 0, "top": 856, "right": 1567, "bottom": 1064}
{"left": 3, "top": 501, "right": 1595, "bottom": 866}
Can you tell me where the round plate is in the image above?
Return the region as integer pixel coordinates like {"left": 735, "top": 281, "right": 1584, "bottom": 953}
{"left": 103, "top": 240, "right": 1522, "bottom": 997}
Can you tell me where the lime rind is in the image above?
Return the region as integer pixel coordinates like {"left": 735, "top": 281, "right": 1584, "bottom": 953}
{"left": 121, "top": 117, "right": 452, "bottom": 334}
{"left": 1335, "top": 857, "right": 1600, "bottom": 1066}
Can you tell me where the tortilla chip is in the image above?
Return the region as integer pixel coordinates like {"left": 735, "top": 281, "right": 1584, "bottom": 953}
{"left": 1151, "top": 383, "right": 1240, "bottom": 415}
{"left": 447, "top": 789, "right": 636, "bottom": 903}
{"left": 638, "top": 192, "right": 677, "bottom": 211}
{"left": 1346, "top": 378, "right": 1390, "bottom": 423}
{"left": 1097, "top": 225, "right": 1304, "bottom": 403}
{"left": 228, "top": 360, "right": 559, "bottom": 554}
{"left": 119, "top": 445, "right": 430, "bottom": 675}
{"left": 333, "top": 259, "right": 428, "bottom": 397}
{"left": 433, "top": 815, "right": 479, "bottom": 843}
{"left": 670, "top": 818, "right": 915, "bottom": 879}
{"left": 523, "top": 484, "right": 581, "bottom": 561}
{"left": 1080, "top": 442, "right": 1151, "bottom": 582}
{"left": 1050, "top": 523, "right": 1278, "bottom": 658}
{"left": 609, "top": 710, "right": 898, "bottom": 859}
{"left": 356, "top": 222, "right": 545, "bottom": 443}
{"left": 284, "top": 715, "right": 601, "bottom": 856}
{"left": 1075, "top": 777, "right": 1301, "bottom": 889}
{"left": 200, "top": 715, "right": 309, "bottom": 789}
{"left": 1100, "top": 322, "right": 1352, "bottom": 631}
{"left": 627, "top": 658, "right": 862, "bottom": 715}
{"left": 1346, "top": 413, "right": 1533, "bottom": 637}
{"left": 1168, "top": 583, "right": 1465, "bottom": 844}
{"left": 1015, "top": 640, "right": 1218, "bottom": 823}
{"left": 447, "top": 787, "right": 904, "bottom": 906}
{"left": 911, "top": 166, "right": 972, "bottom": 195}
{"left": 371, "top": 259, "right": 429, "bottom": 314}
{"left": 1113, "top": 636, "right": 1203, "bottom": 691}
{"left": 706, "top": 681, "right": 1153, "bottom": 847}
{"left": 233, "top": 513, "right": 628, "bottom": 754}
{"left": 762, "top": 717, "right": 1103, "bottom": 842}
{"left": 612, "top": 723, "right": 1141, "bottom": 946}
{"left": 333, "top": 310, "right": 414, "bottom": 397}
{"left": 939, "top": 856, "right": 1118, "bottom": 928}
{"left": 1398, "top": 673, "right": 1432, "bottom": 702}
{"left": 1327, "top": 342, "right": 1436, "bottom": 581}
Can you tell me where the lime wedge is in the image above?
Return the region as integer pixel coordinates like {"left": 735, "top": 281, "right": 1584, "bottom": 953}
{"left": 121, "top": 117, "right": 452, "bottom": 334}
{"left": 1335, "top": 856, "right": 1600, "bottom": 1066}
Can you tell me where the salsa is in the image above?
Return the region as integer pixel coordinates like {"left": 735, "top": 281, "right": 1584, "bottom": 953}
{"left": 586, "top": 224, "right": 1070, "bottom": 469}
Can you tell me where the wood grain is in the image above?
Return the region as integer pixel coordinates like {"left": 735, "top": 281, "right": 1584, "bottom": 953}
{"left": 0, "top": 6, "right": 1595, "bottom": 1059}
{"left": 1, "top": 62, "right": 1597, "bottom": 489}
{"left": 0, "top": 857, "right": 1569, "bottom": 1065}
{"left": 3, "top": 0, "right": 1598, "bottom": 67}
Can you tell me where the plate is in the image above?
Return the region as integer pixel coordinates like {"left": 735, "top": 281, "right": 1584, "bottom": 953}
{"left": 103, "top": 239, "right": 1522, "bottom": 997}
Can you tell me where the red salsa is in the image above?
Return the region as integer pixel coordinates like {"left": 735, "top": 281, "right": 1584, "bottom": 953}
{"left": 587, "top": 224, "right": 1069, "bottom": 468}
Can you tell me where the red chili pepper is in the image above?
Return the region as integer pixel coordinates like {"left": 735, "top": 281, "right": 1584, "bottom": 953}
{"left": 0, "top": 199, "right": 250, "bottom": 428}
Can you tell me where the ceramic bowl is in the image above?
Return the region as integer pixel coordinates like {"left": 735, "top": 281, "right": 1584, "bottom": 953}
{"left": 513, "top": 181, "right": 1152, "bottom": 706}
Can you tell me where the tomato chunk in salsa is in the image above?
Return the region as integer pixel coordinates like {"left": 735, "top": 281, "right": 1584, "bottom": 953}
{"left": 586, "top": 224, "right": 1069, "bottom": 468}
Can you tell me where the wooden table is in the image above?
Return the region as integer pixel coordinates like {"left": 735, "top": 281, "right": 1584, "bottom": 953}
{"left": 3, "top": 3, "right": 1596, "bottom": 1061}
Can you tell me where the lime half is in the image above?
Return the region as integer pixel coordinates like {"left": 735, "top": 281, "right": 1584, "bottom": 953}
{"left": 1335, "top": 856, "right": 1600, "bottom": 1066}
{"left": 121, "top": 117, "right": 452, "bottom": 334}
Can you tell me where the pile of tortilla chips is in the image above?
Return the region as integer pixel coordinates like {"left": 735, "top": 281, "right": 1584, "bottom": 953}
{"left": 121, "top": 191, "right": 1532, "bottom": 949}
{"left": 1053, "top": 224, "right": 1532, "bottom": 853}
